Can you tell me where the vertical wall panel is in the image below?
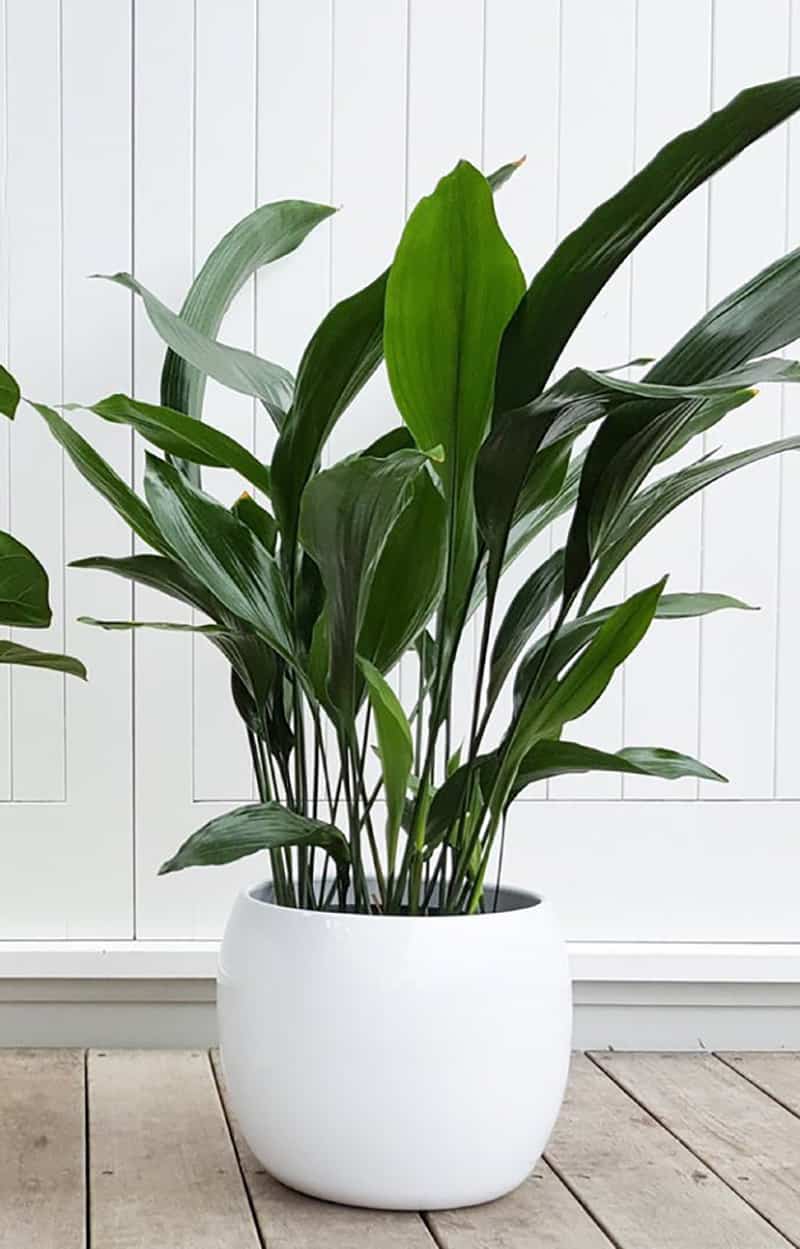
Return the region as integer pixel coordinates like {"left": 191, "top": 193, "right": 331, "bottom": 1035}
{"left": 0, "top": 0, "right": 11, "bottom": 799}
{"left": 548, "top": 0, "right": 637, "bottom": 799}
{"left": 698, "top": 1, "right": 790, "bottom": 798}
{"left": 621, "top": 0, "right": 712, "bottom": 799}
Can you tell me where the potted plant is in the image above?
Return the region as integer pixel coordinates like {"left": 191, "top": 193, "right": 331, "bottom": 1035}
{"left": 24, "top": 76, "right": 800, "bottom": 1209}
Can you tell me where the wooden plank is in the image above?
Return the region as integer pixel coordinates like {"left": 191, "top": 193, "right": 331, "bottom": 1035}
{"left": 719, "top": 1052, "right": 800, "bottom": 1118}
{"left": 0, "top": 1050, "right": 84, "bottom": 1249}
{"left": 428, "top": 1160, "right": 614, "bottom": 1249}
{"left": 89, "top": 1050, "right": 258, "bottom": 1248}
{"left": 593, "top": 1051, "right": 800, "bottom": 1246}
{"left": 545, "top": 1053, "right": 786, "bottom": 1249}
{"left": 211, "top": 1050, "right": 434, "bottom": 1247}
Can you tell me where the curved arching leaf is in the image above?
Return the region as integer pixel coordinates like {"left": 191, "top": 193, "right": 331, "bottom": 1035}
{"left": 487, "top": 548, "right": 563, "bottom": 707}
{"left": 358, "top": 657, "right": 413, "bottom": 873}
{"left": 0, "top": 640, "right": 86, "bottom": 680}
{"left": 510, "top": 739, "right": 726, "bottom": 797}
{"left": 0, "top": 364, "right": 20, "bottom": 418}
{"left": 158, "top": 801, "right": 349, "bottom": 874}
{"left": 0, "top": 531, "right": 51, "bottom": 628}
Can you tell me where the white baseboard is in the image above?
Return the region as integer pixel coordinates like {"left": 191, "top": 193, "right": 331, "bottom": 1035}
{"left": 0, "top": 941, "right": 798, "bottom": 1049}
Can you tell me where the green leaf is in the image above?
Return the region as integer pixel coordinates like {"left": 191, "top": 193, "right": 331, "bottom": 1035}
{"left": 385, "top": 160, "right": 525, "bottom": 622}
{"left": 83, "top": 393, "right": 272, "bottom": 495}
{"left": 0, "top": 640, "right": 86, "bottom": 679}
{"left": 159, "top": 198, "right": 335, "bottom": 423}
{"left": 499, "top": 578, "right": 667, "bottom": 808}
{"left": 143, "top": 453, "right": 295, "bottom": 663}
{"left": 582, "top": 436, "right": 800, "bottom": 609}
{"left": 102, "top": 274, "right": 295, "bottom": 429}
{"left": 32, "top": 403, "right": 169, "bottom": 555}
{"left": 271, "top": 269, "right": 388, "bottom": 570}
{"left": 358, "top": 657, "right": 413, "bottom": 872}
{"left": 514, "top": 591, "right": 755, "bottom": 711}
{"left": 299, "top": 451, "right": 428, "bottom": 722}
{"left": 0, "top": 532, "right": 51, "bottom": 628}
{"left": 231, "top": 494, "right": 278, "bottom": 555}
{"left": 70, "top": 553, "right": 225, "bottom": 620}
{"left": 495, "top": 75, "right": 800, "bottom": 412}
{"left": 510, "top": 739, "right": 726, "bottom": 797}
{"left": 158, "top": 801, "right": 350, "bottom": 874}
{"left": 79, "top": 616, "right": 225, "bottom": 634}
{"left": 487, "top": 548, "right": 563, "bottom": 706}
{"left": 0, "top": 364, "right": 20, "bottom": 418}
{"left": 358, "top": 464, "right": 446, "bottom": 675}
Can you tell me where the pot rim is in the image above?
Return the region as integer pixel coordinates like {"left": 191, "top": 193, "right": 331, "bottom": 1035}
{"left": 239, "top": 879, "right": 545, "bottom": 922}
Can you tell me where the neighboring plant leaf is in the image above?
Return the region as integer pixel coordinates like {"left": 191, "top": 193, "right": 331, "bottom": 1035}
{"left": 0, "top": 364, "right": 20, "bottom": 418}
{"left": 271, "top": 269, "right": 388, "bottom": 572}
{"left": 582, "top": 436, "right": 800, "bottom": 609}
{"left": 487, "top": 548, "right": 564, "bottom": 707}
{"left": 31, "top": 404, "right": 169, "bottom": 555}
{"left": 385, "top": 160, "right": 525, "bottom": 626}
{"left": 158, "top": 801, "right": 350, "bottom": 874}
{"left": 0, "top": 531, "right": 51, "bottom": 628}
{"left": 143, "top": 453, "right": 295, "bottom": 663}
{"left": 299, "top": 451, "right": 428, "bottom": 722}
{"left": 0, "top": 639, "right": 86, "bottom": 679}
{"left": 510, "top": 739, "right": 726, "bottom": 797}
{"left": 101, "top": 274, "right": 294, "bottom": 429}
{"left": 495, "top": 75, "right": 800, "bottom": 413}
{"left": 358, "top": 657, "right": 413, "bottom": 872}
{"left": 159, "top": 198, "right": 335, "bottom": 424}
{"left": 83, "top": 394, "right": 272, "bottom": 495}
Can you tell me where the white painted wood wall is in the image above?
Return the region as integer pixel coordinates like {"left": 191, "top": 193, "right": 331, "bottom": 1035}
{"left": 2, "top": 0, "right": 799, "bottom": 958}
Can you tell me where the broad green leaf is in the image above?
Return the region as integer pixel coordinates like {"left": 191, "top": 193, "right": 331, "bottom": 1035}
{"left": 385, "top": 160, "right": 525, "bottom": 623}
{"left": 299, "top": 451, "right": 427, "bottom": 722}
{"left": 358, "top": 465, "right": 446, "bottom": 675}
{"left": 158, "top": 801, "right": 349, "bottom": 874}
{"left": 495, "top": 75, "right": 800, "bottom": 412}
{"left": 510, "top": 739, "right": 726, "bottom": 797}
{"left": 70, "top": 553, "right": 224, "bottom": 619}
{"left": 101, "top": 274, "right": 294, "bottom": 429}
{"left": 271, "top": 270, "right": 387, "bottom": 571}
{"left": 514, "top": 591, "right": 755, "bottom": 712}
{"left": 570, "top": 357, "right": 799, "bottom": 402}
{"left": 0, "top": 640, "right": 86, "bottom": 679}
{"left": 0, "top": 364, "right": 20, "bottom": 418}
{"left": 358, "top": 656, "right": 413, "bottom": 872}
{"left": 498, "top": 578, "right": 666, "bottom": 808}
{"left": 487, "top": 547, "right": 563, "bottom": 706}
{"left": 82, "top": 394, "right": 272, "bottom": 495}
{"left": 159, "top": 199, "right": 335, "bottom": 423}
{"left": 79, "top": 616, "right": 224, "bottom": 634}
{"left": 582, "top": 436, "right": 800, "bottom": 608}
{"left": 231, "top": 494, "right": 278, "bottom": 555}
{"left": 0, "top": 532, "right": 51, "bottom": 628}
{"left": 32, "top": 404, "right": 169, "bottom": 555}
{"left": 144, "top": 453, "right": 295, "bottom": 663}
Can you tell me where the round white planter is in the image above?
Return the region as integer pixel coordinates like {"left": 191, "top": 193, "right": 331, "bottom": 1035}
{"left": 218, "top": 881, "right": 572, "bottom": 1210}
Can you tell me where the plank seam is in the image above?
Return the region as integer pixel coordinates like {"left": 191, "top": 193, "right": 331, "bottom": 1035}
{"left": 714, "top": 1052, "right": 800, "bottom": 1123}
{"left": 83, "top": 1048, "right": 90, "bottom": 1249}
{"left": 540, "top": 1156, "right": 621, "bottom": 1248}
{"left": 207, "top": 1049, "right": 266, "bottom": 1249}
{"left": 586, "top": 1052, "right": 800, "bottom": 1249}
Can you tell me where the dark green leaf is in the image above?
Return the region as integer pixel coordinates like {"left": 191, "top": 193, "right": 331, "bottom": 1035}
{"left": 495, "top": 75, "right": 800, "bottom": 412}
{"left": 84, "top": 393, "right": 272, "bottom": 495}
{"left": 158, "top": 801, "right": 349, "bottom": 874}
{"left": 0, "top": 640, "right": 86, "bottom": 679}
{"left": 510, "top": 739, "right": 726, "bottom": 797}
{"left": 299, "top": 451, "right": 428, "bottom": 722}
{"left": 0, "top": 531, "right": 51, "bottom": 627}
{"left": 271, "top": 270, "right": 388, "bottom": 570}
{"left": 231, "top": 494, "right": 278, "bottom": 555}
{"left": 79, "top": 616, "right": 224, "bottom": 634}
{"left": 488, "top": 548, "right": 563, "bottom": 706}
{"left": 70, "top": 553, "right": 224, "bottom": 619}
{"left": 143, "top": 454, "right": 295, "bottom": 663}
{"left": 0, "top": 364, "right": 20, "bottom": 418}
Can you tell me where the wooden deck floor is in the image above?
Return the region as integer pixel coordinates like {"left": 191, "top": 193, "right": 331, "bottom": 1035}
{"left": 1, "top": 1050, "right": 799, "bottom": 1247}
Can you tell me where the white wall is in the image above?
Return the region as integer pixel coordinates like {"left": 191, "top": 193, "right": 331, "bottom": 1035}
{"left": 2, "top": 0, "right": 800, "bottom": 969}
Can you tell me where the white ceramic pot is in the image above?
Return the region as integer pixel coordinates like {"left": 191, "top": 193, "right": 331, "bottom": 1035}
{"left": 218, "top": 881, "right": 571, "bottom": 1210}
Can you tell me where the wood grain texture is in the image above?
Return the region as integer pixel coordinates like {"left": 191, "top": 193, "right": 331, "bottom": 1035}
{"left": 594, "top": 1050, "right": 800, "bottom": 1245}
{"left": 211, "top": 1050, "right": 434, "bottom": 1248}
{"left": 0, "top": 1049, "right": 84, "bottom": 1249}
{"left": 88, "top": 1049, "right": 258, "bottom": 1248}
{"left": 427, "top": 1161, "right": 614, "bottom": 1249}
{"left": 546, "top": 1053, "right": 787, "bottom": 1249}
{"left": 719, "top": 1051, "right": 800, "bottom": 1117}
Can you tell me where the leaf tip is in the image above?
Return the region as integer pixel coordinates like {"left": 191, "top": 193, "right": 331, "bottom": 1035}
{"left": 512, "top": 154, "right": 527, "bottom": 168}
{"left": 157, "top": 857, "right": 177, "bottom": 876}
